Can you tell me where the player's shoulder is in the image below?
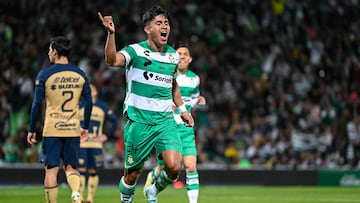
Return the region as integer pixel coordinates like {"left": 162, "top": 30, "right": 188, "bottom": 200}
{"left": 65, "top": 63, "right": 88, "bottom": 76}
{"left": 40, "top": 63, "right": 86, "bottom": 75}
{"left": 38, "top": 63, "right": 88, "bottom": 81}
{"left": 130, "top": 41, "right": 177, "bottom": 54}
{"left": 122, "top": 41, "right": 146, "bottom": 56}
{"left": 164, "top": 44, "right": 177, "bottom": 53}
{"left": 137, "top": 40, "right": 148, "bottom": 48}
{"left": 37, "top": 64, "right": 58, "bottom": 80}
{"left": 125, "top": 41, "right": 146, "bottom": 50}
{"left": 186, "top": 69, "right": 199, "bottom": 78}
{"left": 94, "top": 100, "right": 110, "bottom": 110}
{"left": 164, "top": 45, "right": 179, "bottom": 63}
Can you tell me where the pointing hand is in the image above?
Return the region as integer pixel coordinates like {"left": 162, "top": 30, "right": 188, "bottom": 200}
{"left": 98, "top": 12, "right": 115, "bottom": 34}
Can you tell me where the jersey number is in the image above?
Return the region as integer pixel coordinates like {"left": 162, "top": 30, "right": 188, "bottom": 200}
{"left": 61, "top": 91, "right": 74, "bottom": 112}
{"left": 89, "top": 121, "right": 101, "bottom": 138}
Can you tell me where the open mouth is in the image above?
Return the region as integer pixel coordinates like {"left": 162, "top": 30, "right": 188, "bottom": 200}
{"left": 160, "top": 31, "right": 167, "bottom": 38}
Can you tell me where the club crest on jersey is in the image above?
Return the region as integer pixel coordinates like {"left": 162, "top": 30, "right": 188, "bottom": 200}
{"left": 168, "top": 53, "right": 175, "bottom": 63}
{"left": 190, "top": 78, "right": 196, "bottom": 86}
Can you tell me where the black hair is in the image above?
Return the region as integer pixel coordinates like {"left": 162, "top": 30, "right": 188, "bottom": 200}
{"left": 141, "top": 5, "right": 169, "bottom": 26}
{"left": 174, "top": 41, "right": 189, "bottom": 50}
{"left": 50, "top": 36, "right": 71, "bottom": 58}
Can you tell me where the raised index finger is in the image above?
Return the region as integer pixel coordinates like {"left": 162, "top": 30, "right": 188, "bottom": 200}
{"left": 98, "top": 12, "right": 104, "bottom": 21}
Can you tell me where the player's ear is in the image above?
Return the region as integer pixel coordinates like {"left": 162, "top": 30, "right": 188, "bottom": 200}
{"left": 52, "top": 49, "right": 58, "bottom": 57}
{"left": 188, "top": 56, "right": 193, "bottom": 64}
{"left": 144, "top": 25, "right": 150, "bottom": 35}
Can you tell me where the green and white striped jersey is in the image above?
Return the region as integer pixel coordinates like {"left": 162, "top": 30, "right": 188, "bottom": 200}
{"left": 174, "top": 70, "right": 200, "bottom": 124}
{"left": 119, "top": 41, "right": 179, "bottom": 124}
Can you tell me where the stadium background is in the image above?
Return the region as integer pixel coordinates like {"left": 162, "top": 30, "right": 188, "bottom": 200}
{"left": 1, "top": 0, "right": 360, "bottom": 186}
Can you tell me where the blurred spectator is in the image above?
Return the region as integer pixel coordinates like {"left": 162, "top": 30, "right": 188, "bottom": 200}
{"left": 224, "top": 139, "right": 239, "bottom": 165}
{"left": 346, "top": 114, "right": 360, "bottom": 167}
{"left": 1, "top": 136, "right": 20, "bottom": 163}
{"left": 112, "top": 128, "right": 125, "bottom": 167}
{"left": 0, "top": 109, "right": 10, "bottom": 142}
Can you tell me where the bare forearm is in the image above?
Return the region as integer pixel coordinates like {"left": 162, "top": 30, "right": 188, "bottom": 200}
{"left": 172, "top": 80, "right": 184, "bottom": 107}
{"left": 173, "top": 92, "right": 183, "bottom": 107}
{"left": 105, "top": 33, "right": 117, "bottom": 66}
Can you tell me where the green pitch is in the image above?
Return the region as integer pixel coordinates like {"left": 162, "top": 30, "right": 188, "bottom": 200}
{"left": 0, "top": 185, "right": 359, "bottom": 203}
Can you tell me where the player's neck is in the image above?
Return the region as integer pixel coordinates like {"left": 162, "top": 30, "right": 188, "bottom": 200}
{"left": 147, "top": 40, "right": 164, "bottom": 52}
{"left": 54, "top": 56, "right": 69, "bottom": 64}
{"left": 177, "top": 68, "right": 188, "bottom": 75}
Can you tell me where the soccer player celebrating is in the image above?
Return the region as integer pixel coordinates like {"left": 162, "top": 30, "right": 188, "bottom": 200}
{"left": 144, "top": 41, "right": 206, "bottom": 203}
{"left": 27, "top": 36, "right": 92, "bottom": 203}
{"left": 98, "top": 5, "right": 194, "bottom": 203}
{"left": 78, "top": 84, "right": 118, "bottom": 203}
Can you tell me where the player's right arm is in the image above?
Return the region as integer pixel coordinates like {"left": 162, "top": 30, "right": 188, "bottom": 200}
{"left": 98, "top": 12, "right": 126, "bottom": 68}
{"left": 27, "top": 72, "right": 45, "bottom": 145}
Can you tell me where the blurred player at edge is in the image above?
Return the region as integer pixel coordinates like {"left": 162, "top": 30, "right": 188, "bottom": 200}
{"left": 78, "top": 84, "right": 118, "bottom": 203}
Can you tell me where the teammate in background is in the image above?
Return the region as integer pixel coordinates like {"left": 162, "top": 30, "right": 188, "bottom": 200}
{"left": 98, "top": 5, "right": 194, "bottom": 203}
{"left": 79, "top": 84, "right": 118, "bottom": 203}
{"left": 144, "top": 41, "right": 206, "bottom": 203}
{"left": 27, "top": 36, "right": 92, "bottom": 203}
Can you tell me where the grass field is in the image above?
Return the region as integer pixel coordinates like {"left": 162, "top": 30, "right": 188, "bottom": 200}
{"left": 0, "top": 185, "right": 359, "bottom": 203}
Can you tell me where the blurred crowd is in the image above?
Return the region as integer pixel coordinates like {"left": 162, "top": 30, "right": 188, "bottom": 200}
{"left": 1, "top": 0, "right": 360, "bottom": 170}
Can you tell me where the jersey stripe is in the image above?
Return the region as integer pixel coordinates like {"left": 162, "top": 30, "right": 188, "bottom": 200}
{"left": 120, "top": 41, "right": 179, "bottom": 124}
{"left": 130, "top": 43, "right": 179, "bottom": 64}
{"left": 174, "top": 70, "right": 201, "bottom": 124}
{"left": 131, "top": 81, "right": 172, "bottom": 99}
{"left": 125, "top": 93, "right": 173, "bottom": 112}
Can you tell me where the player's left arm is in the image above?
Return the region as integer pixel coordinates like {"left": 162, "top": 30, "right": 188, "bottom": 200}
{"left": 172, "top": 79, "right": 194, "bottom": 127}
{"left": 172, "top": 79, "right": 184, "bottom": 108}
